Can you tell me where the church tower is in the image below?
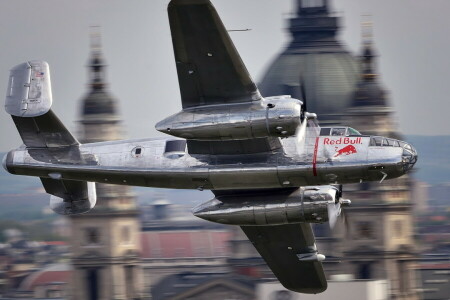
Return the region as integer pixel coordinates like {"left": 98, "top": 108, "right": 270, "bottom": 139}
{"left": 69, "top": 30, "right": 144, "bottom": 300}
{"left": 258, "top": 2, "right": 420, "bottom": 298}
{"left": 339, "top": 22, "right": 420, "bottom": 300}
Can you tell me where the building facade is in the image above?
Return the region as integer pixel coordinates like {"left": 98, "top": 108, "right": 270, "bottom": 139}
{"left": 69, "top": 32, "right": 145, "bottom": 300}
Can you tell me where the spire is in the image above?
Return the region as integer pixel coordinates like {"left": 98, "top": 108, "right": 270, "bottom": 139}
{"left": 352, "top": 18, "right": 388, "bottom": 108}
{"left": 360, "top": 17, "right": 377, "bottom": 80}
{"left": 88, "top": 26, "right": 106, "bottom": 92}
{"left": 80, "top": 27, "right": 118, "bottom": 120}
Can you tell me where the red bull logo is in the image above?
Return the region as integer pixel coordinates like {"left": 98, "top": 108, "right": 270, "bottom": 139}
{"left": 323, "top": 137, "right": 362, "bottom": 145}
{"left": 333, "top": 145, "right": 357, "bottom": 158}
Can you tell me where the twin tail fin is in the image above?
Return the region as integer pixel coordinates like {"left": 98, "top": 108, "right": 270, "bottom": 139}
{"left": 5, "top": 61, "right": 95, "bottom": 215}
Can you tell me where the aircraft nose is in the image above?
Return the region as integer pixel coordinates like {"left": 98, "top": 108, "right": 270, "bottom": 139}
{"left": 401, "top": 142, "right": 418, "bottom": 173}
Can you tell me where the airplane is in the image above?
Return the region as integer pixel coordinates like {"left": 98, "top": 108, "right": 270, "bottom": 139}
{"left": 2, "top": 0, "right": 417, "bottom": 294}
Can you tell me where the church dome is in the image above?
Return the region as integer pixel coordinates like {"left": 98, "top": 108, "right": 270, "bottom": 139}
{"left": 259, "top": 0, "right": 359, "bottom": 123}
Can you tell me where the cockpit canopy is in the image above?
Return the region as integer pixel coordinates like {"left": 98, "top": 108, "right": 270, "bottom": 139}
{"left": 320, "top": 127, "right": 362, "bottom": 137}
{"left": 369, "top": 137, "right": 414, "bottom": 150}
{"left": 369, "top": 136, "right": 418, "bottom": 172}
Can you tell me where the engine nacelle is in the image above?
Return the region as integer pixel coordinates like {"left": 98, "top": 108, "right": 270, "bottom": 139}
{"left": 155, "top": 96, "right": 302, "bottom": 140}
{"left": 193, "top": 186, "right": 341, "bottom": 226}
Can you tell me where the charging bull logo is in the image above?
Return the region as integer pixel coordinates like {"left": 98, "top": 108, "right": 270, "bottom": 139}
{"left": 333, "top": 145, "right": 357, "bottom": 158}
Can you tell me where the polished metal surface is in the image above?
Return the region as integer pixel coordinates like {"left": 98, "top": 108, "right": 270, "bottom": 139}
{"left": 3, "top": 131, "right": 417, "bottom": 190}
{"left": 5, "top": 61, "right": 52, "bottom": 117}
{"left": 156, "top": 96, "right": 302, "bottom": 140}
{"left": 193, "top": 185, "right": 339, "bottom": 226}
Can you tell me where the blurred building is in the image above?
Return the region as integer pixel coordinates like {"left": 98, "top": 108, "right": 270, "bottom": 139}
{"left": 139, "top": 203, "right": 232, "bottom": 289}
{"left": 69, "top": 32, "right": 145, "bottom": 300}
{"left": 17, "top": 263, "right": 71, "bottom": 299}
{"left": 257, "top": 1, "right": 420, "bottom": 299}
{"left": 411, "top": 180, "right": 430, "bottom": 214}
{"left": 417, "top": 254, "right": 450, "bottom": 300}
{"left": 152, "top": 272, "right": 255, "bottom": 300}
{"left": 257, "top": 280, "right": 389, "bottom": 300}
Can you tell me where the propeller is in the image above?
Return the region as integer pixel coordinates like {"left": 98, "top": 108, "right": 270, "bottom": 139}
{"left": 296, "top": 80, "right": 351, "bottom": 229}
{"left": 327, "top": 185, "right": 351, "bottom": 229}
{"left": 294, "top": 79, "right": 320, "bottom": 154}
{"left": 327, "top": 201, "right": 342, "bottom": 229}
{"left": 294, "top": 112, "right": 318, "bottom": 155}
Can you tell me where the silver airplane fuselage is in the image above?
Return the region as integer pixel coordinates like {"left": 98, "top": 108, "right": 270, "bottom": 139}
{"left": 3, "top": 131, "right": 416, "bottom": 191}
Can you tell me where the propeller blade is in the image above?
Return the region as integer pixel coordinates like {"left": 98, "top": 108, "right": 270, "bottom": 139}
{"left": 295, "top": 112, "right": 318, "bottom": 155}
{"left": 295, "top": 116, "right": 308, "bottom": 146}
{"left": 327, "top": 202, "right": 341, "bottom": 229}
{"left": 300, "top": 80, "right": 307, "bottom": 112}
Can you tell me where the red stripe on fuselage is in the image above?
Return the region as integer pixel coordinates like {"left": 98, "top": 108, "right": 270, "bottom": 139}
{"left": 313, "top": 137, "right": 319, "bottom": 176}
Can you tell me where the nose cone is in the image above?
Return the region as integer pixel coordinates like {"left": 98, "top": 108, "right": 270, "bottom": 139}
{"left": 2, "top": 151, "right": 14, "bottom": 174}
{"left": 401, "top": 142, "right": 418, "bottom": 173}
{"left": 2, "top": 154, "right": 7, "bottom": 172}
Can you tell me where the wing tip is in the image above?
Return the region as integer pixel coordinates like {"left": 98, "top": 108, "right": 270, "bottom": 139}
{"left": 282, "top": 282, "right": 328, "bottom": 294}
{"left": 169, "top": 0, "right": 211, "bottom": 7}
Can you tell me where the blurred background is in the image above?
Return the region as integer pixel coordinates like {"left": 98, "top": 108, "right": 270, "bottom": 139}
{"left": 0, "top": 0, "right": 449, "bottom": 299}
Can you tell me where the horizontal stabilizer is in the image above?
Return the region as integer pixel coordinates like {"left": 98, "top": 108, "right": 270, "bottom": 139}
{"left": 11, "top": 110, "right": 79, "bottom": 148}
{"left": 41, "top": 178, "right": 96, "bottom": 215}
{"left": 5, "top": 61, "right": 52, "bottom": 117}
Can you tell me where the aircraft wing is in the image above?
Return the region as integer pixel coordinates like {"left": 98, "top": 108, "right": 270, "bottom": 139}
{"left": 168, "top": 0, "right": 261, "bottom": 109}
{"left": 241, "top": 223, "right": 327, "bottom": 294}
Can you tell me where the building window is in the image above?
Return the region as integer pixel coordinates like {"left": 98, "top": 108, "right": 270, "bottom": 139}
{"left": 358, "top": 263, "right": 372, "bottom": 279}
{"left": 85, "top": 228, "right": 99, "bottom": 244}
{"left": 122, "top": 226, "right": 131, "bottom": 244}
{"left": 398, "top": 260, "right": 408, "bottom": 292}
{"left": 394, "top": 220, "right": 403, "bottom": 238}
{"left": 125, "top": 265, "right": 134, "bottom": 299}
{"left": 357, "top": 221, "right": 374, "bottom": 239}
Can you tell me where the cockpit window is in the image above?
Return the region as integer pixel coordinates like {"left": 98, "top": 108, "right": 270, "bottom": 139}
{"left": 370, "top": 137, "right": 383, "bottom": 146}
{"left": 320, "top": 127, "right": 362, "bottom": 136}
{"left": 399, "top": 141, "right": 412, "bottom": 151}
{"left": 386, "top": 139, "right": 400, "bottom": 147}
{"left": 347, "top": 127, "right": 361, "bottom": 135}
{"left": 370, "top": 137, "right": 403, "bottom": 147}
{"left": 331, "top": 128, "right": 346, "bottom": 136}
{"left": 320, "top": 128, "right": 331, "bottom": 136}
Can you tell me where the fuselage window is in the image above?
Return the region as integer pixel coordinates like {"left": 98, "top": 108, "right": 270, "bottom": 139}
{"left": 131, "top": 146, "right": 143, "bottom": 158}
{"left": 165, "top": 140, "right": 187, "bottom": 153}
{"left": 164, "top": 140, "right": 187, "bottom": 159}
